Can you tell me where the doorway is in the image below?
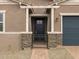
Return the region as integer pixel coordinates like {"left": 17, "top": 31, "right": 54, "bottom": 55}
{"left": 31, "top": 16, "right": 48, "bottom": 48}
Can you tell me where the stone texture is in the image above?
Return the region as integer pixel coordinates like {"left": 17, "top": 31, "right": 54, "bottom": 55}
{"left": 48, "top": 34, "right": 62, "bottom": 48}
{"left": 21, "top": 34, "right": 32, "bottom": 49}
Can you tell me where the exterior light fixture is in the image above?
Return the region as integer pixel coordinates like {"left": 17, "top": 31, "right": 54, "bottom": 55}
{"left": 55, "top": 18, "right": 59, "bottom": 22}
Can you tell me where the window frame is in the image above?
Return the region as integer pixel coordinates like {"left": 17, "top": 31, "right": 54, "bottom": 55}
{"left": 0, "top": 10, "right": 5, "bottom": 32}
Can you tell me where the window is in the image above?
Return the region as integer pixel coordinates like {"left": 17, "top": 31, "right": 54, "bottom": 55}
{"left": 37, "top": 20, "right": 43, "bottom": 24}
{"left": 0, "top": 11, "right": 5, "bottom": 32}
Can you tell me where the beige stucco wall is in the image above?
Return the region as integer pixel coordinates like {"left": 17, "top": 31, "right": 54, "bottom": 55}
{"left": 0, "top": 34, "right": 21, "bottom": 52}
{"left": 54, "top": 5, "right": 79, "bottom": 32}
{"left": 0, "top": 4, "right": 26, "bottom": 32}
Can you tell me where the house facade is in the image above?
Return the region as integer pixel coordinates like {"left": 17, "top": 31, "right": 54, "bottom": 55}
{"left": 0, "top": 0, "right": 79, "bottom": 51}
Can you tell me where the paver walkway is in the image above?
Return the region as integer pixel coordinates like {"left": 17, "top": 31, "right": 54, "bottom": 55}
{"left": 31, "top": 48, "right": 49, "bottom": 59}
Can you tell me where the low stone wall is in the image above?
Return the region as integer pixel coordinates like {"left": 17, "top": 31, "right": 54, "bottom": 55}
{"left": 21, "top": 34, "right": 62, "bottom": 48}
{"left": 48, "top": 34, "right": 62, "bottom": 48}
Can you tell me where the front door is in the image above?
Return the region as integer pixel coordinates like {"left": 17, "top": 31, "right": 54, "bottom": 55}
{"left": 32, "top": 17, "right": 48, "bottom": 48}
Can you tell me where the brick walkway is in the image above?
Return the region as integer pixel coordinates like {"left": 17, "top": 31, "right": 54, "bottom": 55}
{"left": 31, "top": 48, "right": 49, "bottom": 59}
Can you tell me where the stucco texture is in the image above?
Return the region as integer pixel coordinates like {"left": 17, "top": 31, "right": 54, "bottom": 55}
{"left": 54, "top": 5, "right": 79, "bottom": 32}
{"left": 0, "top": 4, "right": 26, "bottom": 32}
{"left": 0, "top": 34, "right": 21, "bottom": 52}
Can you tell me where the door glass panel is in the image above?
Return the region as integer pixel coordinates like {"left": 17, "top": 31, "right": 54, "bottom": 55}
{"left": 36, "top": 20, "right": 43, "bottom": 24}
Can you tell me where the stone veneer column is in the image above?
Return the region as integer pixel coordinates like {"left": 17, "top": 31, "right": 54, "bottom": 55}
{"left": 21, "top": 34, "right": 32, "bottom": 49}
{"left": 48, "top": 34, "right": 62, "bottom": 48}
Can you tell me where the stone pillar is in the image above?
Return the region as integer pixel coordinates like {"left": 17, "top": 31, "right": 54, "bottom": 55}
{"left": 21, "top": 34, "right": 32, "bottom": 49}
{"left": 48, "top": 34, "right": 62, "bottom": 48}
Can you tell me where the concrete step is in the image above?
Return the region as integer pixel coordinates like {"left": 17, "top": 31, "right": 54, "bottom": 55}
{"left": 33, "top": 41, "right": 47, "bottom": 48}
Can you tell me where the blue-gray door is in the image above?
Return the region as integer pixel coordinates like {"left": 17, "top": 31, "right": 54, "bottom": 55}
{"left": 36, "top": 20, "right": 44, "bottom": 34}
{"left": 34, "top": 19, "right": 46, "bottom": 40}
{"left": 63, "top": 16, "right": 79, "bottom": 45}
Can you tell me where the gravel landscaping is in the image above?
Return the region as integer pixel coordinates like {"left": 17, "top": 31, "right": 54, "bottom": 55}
{"left": 0, "top": 48, "right": 32, "bottom": 59}
{"left": 48, "top": 48, "right": 74, "bottom": 59}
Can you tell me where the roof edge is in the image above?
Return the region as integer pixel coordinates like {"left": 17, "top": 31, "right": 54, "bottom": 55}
{"left": 60, "top": 2, "right": 79, "bottom": 5}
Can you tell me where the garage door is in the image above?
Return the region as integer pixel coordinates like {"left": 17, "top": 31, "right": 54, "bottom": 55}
{"left": 63, "top": 16, "right": 79, "bottom": 45}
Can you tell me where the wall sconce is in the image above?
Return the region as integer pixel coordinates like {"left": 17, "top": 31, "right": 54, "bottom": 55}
{"left": 55, "top": 18, "right": 59, "bottom": 22}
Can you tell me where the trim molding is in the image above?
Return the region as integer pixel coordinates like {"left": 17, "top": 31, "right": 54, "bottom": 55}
{"left": 20, "top": 6, "right": 60, "bottom": 8}
{"left": 0, "top": 32, "right": 62, "bottom": 34}
{"left": 60, "top": 13, "right": 79, "bottom": 16}
{"left": 0, "top": 10, "right": 6, "bottom": 32}
{"left": 48, "top": 32, "right": 62, "bottom": 34}
{"left": 3, "top": 10, "right": 5, "bottom": 32}
{"left": 26, "top": 8, "right": 29, "bottom": 32}
{"left": 51, "top": 8, "right": 54, "bottom": 32}
{"left": 30, "top": 14, "right": 49, "bottom": 16}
